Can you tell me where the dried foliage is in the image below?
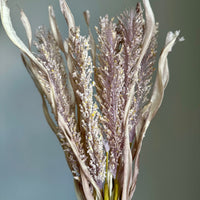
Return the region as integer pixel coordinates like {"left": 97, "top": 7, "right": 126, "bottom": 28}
{"left": 0, "top": 0, "right": 181, "bottom": 199}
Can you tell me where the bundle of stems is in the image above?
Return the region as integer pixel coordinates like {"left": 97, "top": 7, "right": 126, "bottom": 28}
{"left": 0, "top": 0, "right": 181, "bottom": 199}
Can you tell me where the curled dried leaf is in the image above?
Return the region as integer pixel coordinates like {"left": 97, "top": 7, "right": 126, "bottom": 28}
{"left": 149, "top": 31, "right": 180, "bottom": 120}
{"left": 48, "top": 5, "right": 64, "bottom": 52}
{"left": 58, "top": 114, "right": 103, "bottom": 199}
{"left": 59, "top": 0, "right": 75, "bottom": 36}
{"left": 1, "top": 0, "right": 46, "bottom": 73}
{"left": 74, "top": 180, "right": 87, "bottom": 200}
{"left": 83, "top": 10, "right": 96, "bottom": 66}
{"left": 122, "top": 0, "right": 155, "bottom": 199}
{"left": 129, "top": 30, "right": 180, "bottom": 198}
{"left": 20, "top": 10, "right": 32, "bottom": 49}
{"left": 80, "top": 169, "right": 95, "bottom": 200}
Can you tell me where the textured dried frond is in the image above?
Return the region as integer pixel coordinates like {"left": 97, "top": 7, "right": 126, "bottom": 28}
{"left": 33, "top": 27, "right": 85, "bottom": 181}
{"left": 34, "top": 27, "right": 70, "bottom": 116}
{"left": 117, "top": 4, "right": 145, "bottom": 142}
{"left": 69, "top": 28, "right": 106, "bottom": 187}
{"left": 95, "top": 16, "right": 125, "bottom": 177}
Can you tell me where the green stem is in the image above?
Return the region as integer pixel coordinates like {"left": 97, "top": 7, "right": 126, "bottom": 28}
{"left": 104, "top": 151, "right": 109, "bottom": 200}
{"left": 113, "top": 179, "right": 119, "bottom": 200}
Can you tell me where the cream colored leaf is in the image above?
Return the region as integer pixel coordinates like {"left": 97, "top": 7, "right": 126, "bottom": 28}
{"left": 121, "top": 119, "right": 133, "bottom": 200}
{"left": 149, "top": 30, "right": 180, "bottom": 120}
{"left": 124, "top": 0, "right": 156, "bottom": 123}
{"left": 129, "top": 31, "right": 180, "bottom": 199}
{"left": 74, "top": 180, "right": 87, "bottom": 200}
{"left": 0, "top": 0, "right": 46, "bottom": 72}
{"left": 48, "top": 5, "right": 75, "bottom": 106}
{"left": 122, "top": 0, "right": 155, "bottom": 199}
{"left": 21, "top": 53, "right": 57, "bottom": 133}
{"left": 48, "top": 5, "right": 64, "bottom": 52}
{"left": 42, "top": 96, "right": 58, "bottom": 134}
{"left": 21, "top": 54, "right": 42, "bottom": 93}
{"left": 128, "top": 103, "right": 151, "bottom": 198}
{"left": 20, "top": 10, "right": 32, "bottom": 49}
{"left": 58, "top": 113, "right": 103, "bottom": 200}
{"left": 83, "top": 10, "right": 96, "bottom": 66}
{"left": 59, "top": 0, "right": 76, "bottom": 77}
{"left": 0, "top": 0, "right": 2, "bottom": 15}
{"left": 21, "top": 53, "right": 53, "bottom": 112}
{"left": 83, "top": 10, "right": 90, "bottom": 26}
{"left": 59, "top": 0, "right": 75, "bottom": 36}
{"left": 80, "top": 169, "right": 94, "bottom": 200}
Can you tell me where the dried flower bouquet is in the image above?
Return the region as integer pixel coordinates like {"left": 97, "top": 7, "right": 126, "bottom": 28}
{"left": 0, "top": 0, "right": 181, "bottom": 199}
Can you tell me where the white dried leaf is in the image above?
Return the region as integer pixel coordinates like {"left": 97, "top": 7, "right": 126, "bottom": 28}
{"left": 122, "top": 0, "right": 155, "bottom": 199}
{"left": 83, "top": 10, "right": 96, "bottom": 66}
{"left": 58, "top": 112, "right": 103, "bottom": 200}
{"left": 48, "top": 5, "right": 64, "bottom": 52}
{"left": 74, "top": 180, "right": 86, "bottom": 200}
{"left": 149, "top": 30, "right": 180, "bottom": 120}
{"left": 20, "top": 10, "right": 32, "bottom": 49}
{"left": 59, "top": 0, "right": 75, "bottom": 36}
{"left": 129, "top": 30, "right": 180, "bottom": 199}
{"left": 0, "top": 0, "right": 46, "bottom": 73}
{"left": 80, "top": 169, "right": 94, "bottom": 200}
